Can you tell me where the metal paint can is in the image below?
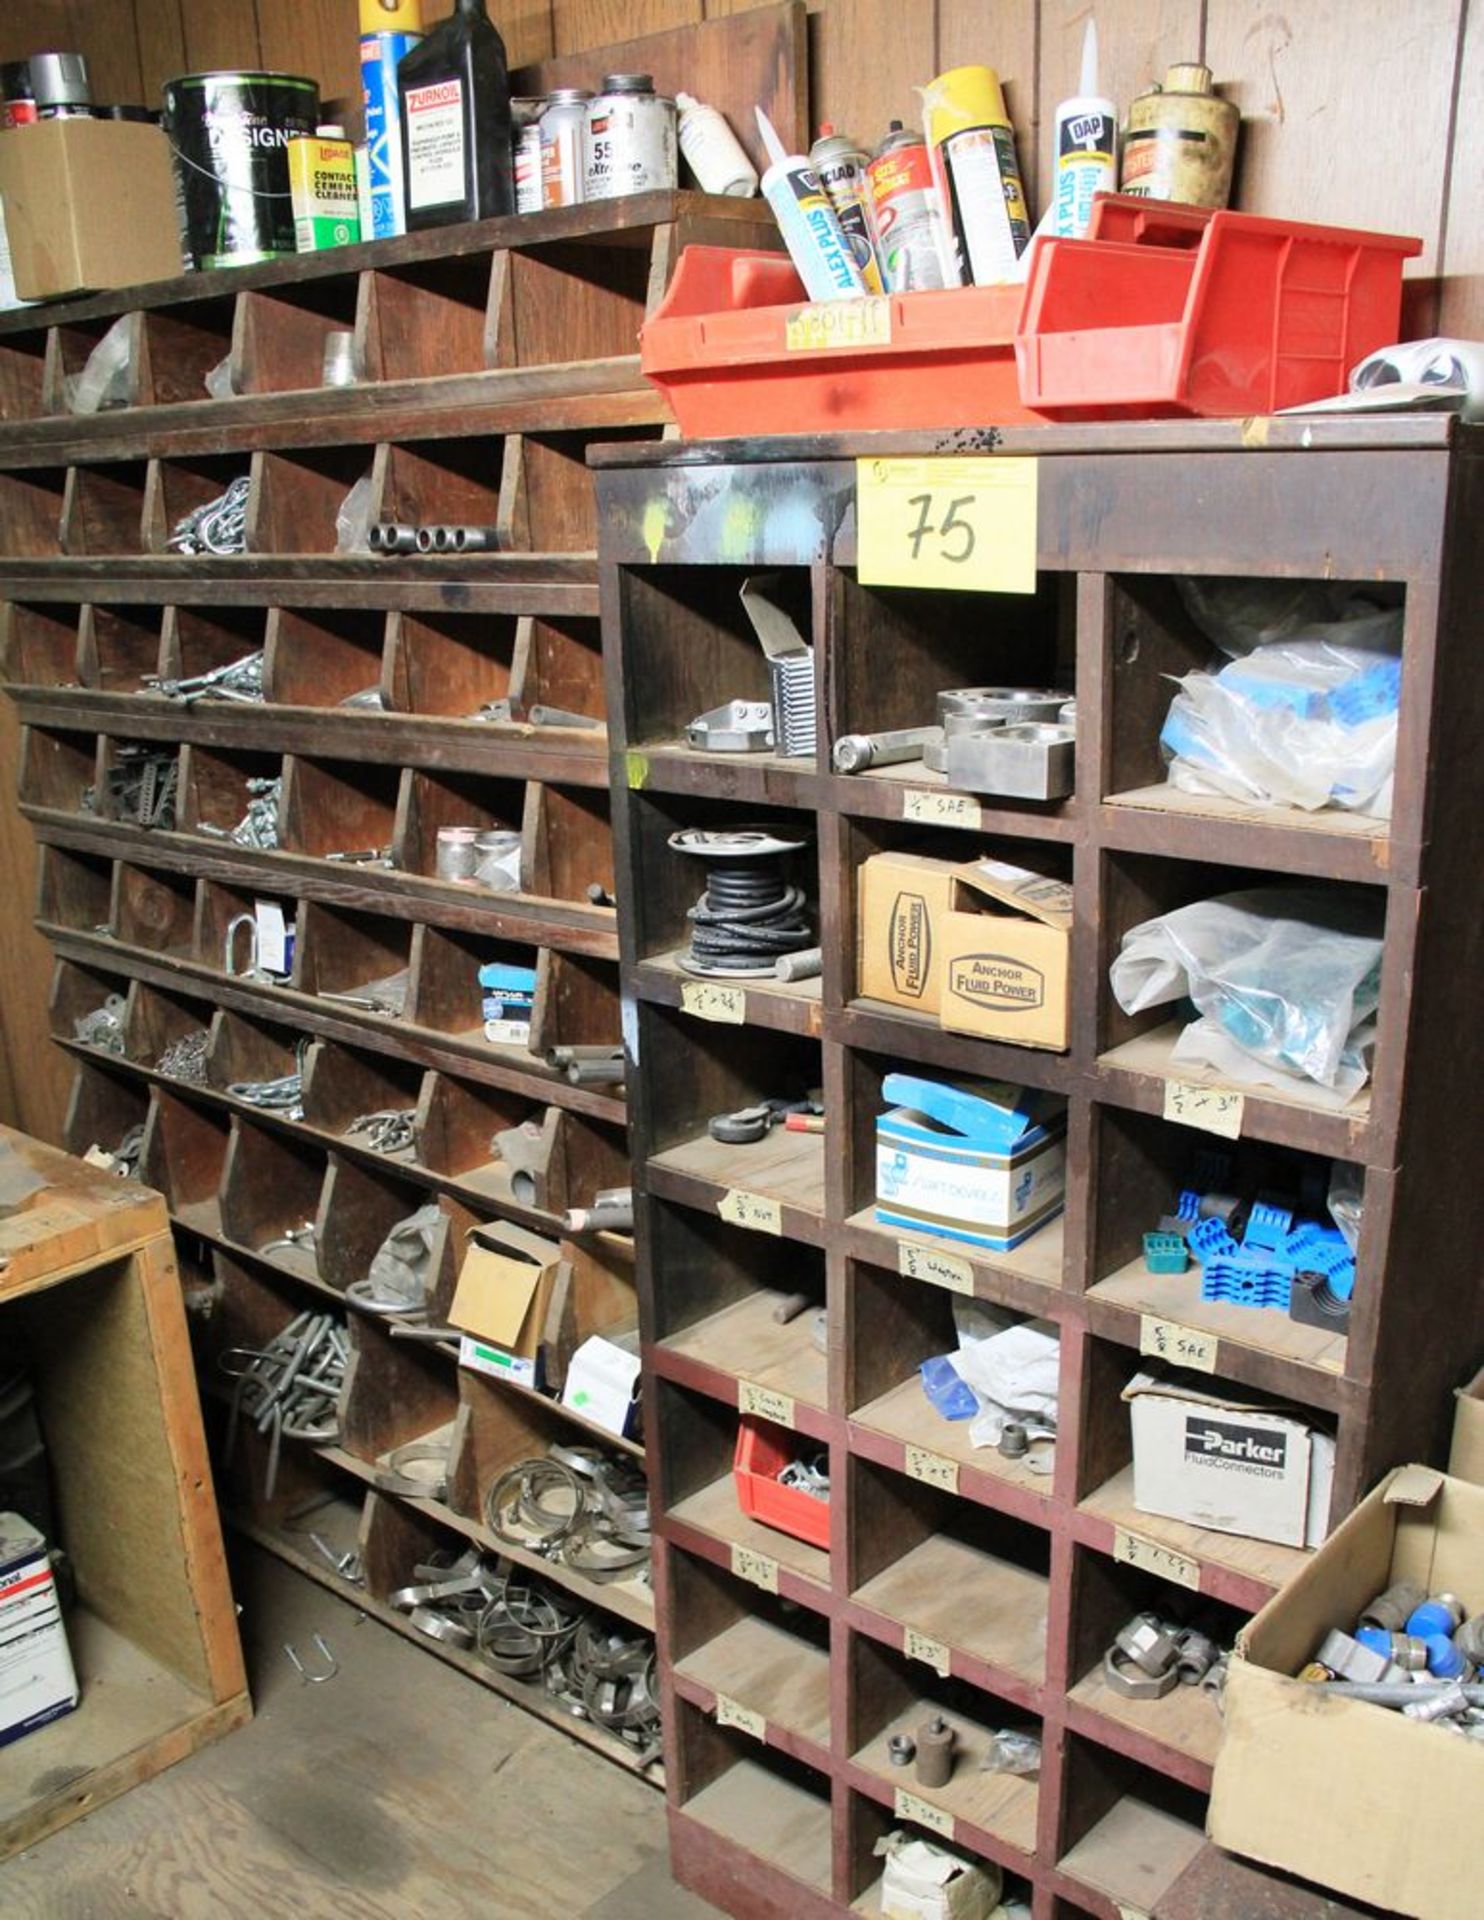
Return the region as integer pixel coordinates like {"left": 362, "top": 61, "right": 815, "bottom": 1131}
{"left": 512, "top": 97, "right": 545, "bottom": 213}
{"left": 1121, "top": 63, "right": 1238, "bottom": 208}
{"left": 585, "top": 74, "right": 677, "bottom": 201}
{"left": 867, "top": 121, "right": 954, "bottom": 292}
{"left": 539, "top": 87, "right": 591, "bottom": 208}
{"left": 162, "top": 70, "right": 321, "bottom": 269}
{"left": 809, "top": 125, "right": 883, "bottom": 293}
{"left": 921, "top": 65, "right": 1029, "bottom": 285}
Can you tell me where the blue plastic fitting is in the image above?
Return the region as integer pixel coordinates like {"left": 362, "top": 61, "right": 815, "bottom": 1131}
{"left": 1424, "top": 1632, "right": 1469, "bottom": 1679}
{"left": 1406, "top": 1600, "right": 1461, "bottom": 1640}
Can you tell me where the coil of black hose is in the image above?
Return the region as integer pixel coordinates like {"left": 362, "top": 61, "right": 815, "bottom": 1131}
{"left": 683, "top": 852, "right": 812, "bottom": 970}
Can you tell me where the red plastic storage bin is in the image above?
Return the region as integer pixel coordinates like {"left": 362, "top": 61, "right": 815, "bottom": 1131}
{"left": 1015, "top": 193, "right": 1421, "bottom": 419}
{"left": 640, "top": 245, "right": 1032, "bottom": 437}
{"left": 733, "top": 1414, "right": 830, "bottom": 1550}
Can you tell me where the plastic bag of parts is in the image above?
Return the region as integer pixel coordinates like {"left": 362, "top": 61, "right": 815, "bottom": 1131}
{"left": 942, "top": 1300, "right": 1059, "bottom": 1453}
{"left": 981, "top": 1729, "right": 1041, "bottom": 1777}
{"left": 919, "top": 1352, "right": 979, "bottom": 1421}
{"left": 1327, "top": 1162, "right": 1364, "bottom": 1253}
{"left": 336, "top": 473, "right": 376, "bottom": 555}
{"left": 66, "top": 315, "right": 134, "bottom": 413}
{"left": 1350, "top": 336, "right": 1484, "bottom": 421}
{"left": 874, "top": 1831, "right": 1003, "bottom": 1918}
{"left": 1110, "top": 889, "right": 1383, "bottom": 1102}
{"left": 204, "top": 353, "right": 236, "bottom": 401}
{"left": 473, "top": 830, "right": 522, "bottom": 893}
{"left": 367, "top": 1202, "right": 443, "bottom": 1306}
{"left": 1163, "top": 580, "right": 1403, "bottom": 818}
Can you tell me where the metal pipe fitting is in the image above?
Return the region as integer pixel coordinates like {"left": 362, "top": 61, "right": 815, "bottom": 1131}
{"left": 415, "top": 525, "right": 439, "bottom": 552}
{"left": 831, "top": 725, "right": 939, "bottom": 773}
{"left": 370, "top": 521, "right": 419, "bottom": 554}
{"left": 449, "top": 525, "right": 501, "bottom": 553}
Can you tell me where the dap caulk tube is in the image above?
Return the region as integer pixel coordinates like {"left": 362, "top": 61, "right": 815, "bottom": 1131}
{"left": 755, "top": 105, "right": 867, "bottom": 301}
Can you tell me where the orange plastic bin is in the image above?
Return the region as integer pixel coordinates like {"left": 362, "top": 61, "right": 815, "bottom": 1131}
{"left": 733, "top": 1415, "right": 830, "bottom": 1550}
{"left": 640, "top": 245, "right": 1031, "bottom": 437}
{"left": 1015, "top": 194, "right": 1421, "bottom": 419}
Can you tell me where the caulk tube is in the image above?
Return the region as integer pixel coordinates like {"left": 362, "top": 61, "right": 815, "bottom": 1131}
{"left": 1052, "top": 18, "right": 1116, "bottom": 238}
{"left": 810, "top": 124, "right": 884, "bottom": 293}
{"left": 360, "top": 0, "right": 424, "bottom": 239}
{"left": 756, "top": 105, "right": 867, "bottom": 301}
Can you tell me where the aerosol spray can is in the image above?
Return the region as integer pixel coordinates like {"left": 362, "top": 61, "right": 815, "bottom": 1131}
{"left": 585, "top": 73, "right": 677, "bottom": 201}
{"left": 1052, "top": 20, "right": 1116, "bottom": 237}
{"left": 921, "top": 66, "right": 1029, "bottom": 285}
{"left": 809, "top": 123, "right": 884, "bottom": 293}
{"left": 868, "top": 121, "right": 955, "bottom": 292}
{"left": 540, "top": 88, "right": 590, "bottom": 207}
{"left": 1121, "top": 63, "right": 1239, "bottom": 208}
{"left": 512, "top": 96, "right": 545, "bottom": 212}
{"left": 676, "top": 93, "right": 757, "bottom": 196}
{"left": 30, "top": 53, "right": 93, "bottom": 120}
{"left": 360, "top": 0, "right": 423, "bottom": 239}
{"left": 755, "top": 106, "right": 866, "bottom": 302}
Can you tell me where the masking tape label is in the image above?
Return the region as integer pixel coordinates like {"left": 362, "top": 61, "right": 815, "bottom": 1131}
{"left": 1163, "top": 1079, "right": 1244, "bottom": 1140}
{"left": 904, "top": 1445, "right": 959, "bottom": 1494}
{"left": 680, "top": 980, "right": 745, "bottom": 1024}
{"left": 739, "top": 1381, "right": 795, "bottom": 1426}
{"left": 786, "top": 297, "right": 891, "bottom": 351}
{"left": 718, "top": 1189, "right": 783, "bottom": 1235}
{"left": 904, "top": 1628, "right": 951, "bottom": 1677}
{"left": 898, "top": 1241, "right": 974, "bottom": 1295}
{"left": 730, "top": 1543, "right": 780, "bottom": 1593}
{"left": 894, "top": 1789, "right": 954, "bottom": 1839}
{"left": 1140, "top": 1315, "right": 1218, "bottom": 1374}
{"left": 1113, "top": 1527, "right": 1200, "bottom": 1591}
{"left": 902, "top": 789, "right": 982, "bottom": 829}
{"left": 715, "top": 1693, "right": 766, "bottom": 1740}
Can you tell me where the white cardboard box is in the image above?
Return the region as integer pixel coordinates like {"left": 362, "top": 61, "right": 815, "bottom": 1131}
{"left": 0, "top": 1513, "right": 78, "bottom": 1748}
{"left": 1124, "top": 1371, "right": 1334, "bottom": 1549}
{"left": 561, "top": 1332, "right": 641, "bottom": 1438}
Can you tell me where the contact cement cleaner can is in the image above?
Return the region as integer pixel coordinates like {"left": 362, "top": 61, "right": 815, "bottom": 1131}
{"left": 868, "top": 121, "right": 955, "bottom": 292}
{"left": 809, "top": 124, "right": 883, "bottom": 293}
{"left": 921, "top": 65, "right": 1029, "bottom": 285}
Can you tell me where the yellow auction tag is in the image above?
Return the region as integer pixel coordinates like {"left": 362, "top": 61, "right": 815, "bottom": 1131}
{"left": 856, "top": 456, "right": 1038, "bottom": 594}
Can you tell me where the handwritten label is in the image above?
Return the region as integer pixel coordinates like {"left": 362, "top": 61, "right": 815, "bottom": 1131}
{"left": 680, "top": 980, "right": 745, "bottom": 1024}
{"left": 1118, "top": 1907, "right": 1151, "bottom": 1920}
{"left": 857, "top": 456, "right": 1038, "bottom": 595}
{"left": 786, "top": 297, "right": 892, "bottom": 352}
{"left": 901, "top": 788, "right": 983, "bottom": 829}
{"left": 894, "top": 1789, "right": 955, "bottom": 1839}
{"left": 715, "top": 1693, "right": 766, "bottom": 1740}
{"left": 898, "top": 1241, "right": 974, "bottom": 1295}
{"left": 718, "top": 1189, "right": 782, "bottom": 1235}
{"left": 1140, "top": 1315, "right": 1218, "bottom": 1374}
{"left": 904, "top": 1445, "right": 959, "bottom": 1495}
{"left": 624, "top": 750, "right": 649, "bottom": 790}
{"left": 904, "top": 1628, "right": 951, "bottom": 1677}
{"left": 730, "top": 1543, "right": 780, "bottom": 1593}
{"left": 739, "top": 1380, "right": 795, "bottom": 1426}
{"left": 1113, "top": 1527, "right": 1200, "bottom": 1591}
{"left": 1163, "top": 1079, "right": 1245, "bottom": 1141}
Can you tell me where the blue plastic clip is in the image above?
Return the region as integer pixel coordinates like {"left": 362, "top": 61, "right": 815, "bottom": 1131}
{"left": 1143, "top": 1231, "right": 1190, "bottom": 1275}
{"left": 1243, "top": 1200, "right": 1294, "bottom": 1252}
{"left": 1188, "top": 1215, "right": 1241, "bottom": 1263}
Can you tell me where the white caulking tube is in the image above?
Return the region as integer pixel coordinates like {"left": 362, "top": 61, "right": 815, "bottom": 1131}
{"left": 1052, "top": 18, "right": 1117, "bottom": 239}
{"left": 755, "top": 105, "right": 868, "bottom": 301}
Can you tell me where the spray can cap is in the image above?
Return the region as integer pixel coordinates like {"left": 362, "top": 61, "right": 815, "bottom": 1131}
{"left": 359, "top": 0, "right": 424, "bottom": 32}
{"left": 920, "top": 65, "right": 1010, "bottom": 146}
{"left": 818, "top": 121, "right": 836, "bottom": 137}
{"left": 28, "top": 52, "right": 91, "bottom": 109}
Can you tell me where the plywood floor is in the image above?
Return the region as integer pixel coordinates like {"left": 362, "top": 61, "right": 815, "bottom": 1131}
{"left": 0, "top": 1543, "right": 717, "bottom": 1920}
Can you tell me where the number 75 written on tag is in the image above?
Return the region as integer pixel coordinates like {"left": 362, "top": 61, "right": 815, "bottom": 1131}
{"left": 855, "top": 457, "right": 1039, "bottom": 595}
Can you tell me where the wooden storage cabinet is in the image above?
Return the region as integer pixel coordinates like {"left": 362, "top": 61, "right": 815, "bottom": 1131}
{"left": 4, "top": 190, "right": 783, "bottom": 1782}
{"left": 597, "top": 423, "right": 1484, "bottom": 1913}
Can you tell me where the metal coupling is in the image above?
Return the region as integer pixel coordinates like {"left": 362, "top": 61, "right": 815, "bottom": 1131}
{"left": 369, "top": 521, "right": 419, "bottom": 554}
{"left": 1174, "top": 1628, "right": 1220, "bottom": 1685}
{"left": 1104, "top": 1646, "right": 1178, "bottom": 1700}
{"left": 1455, "top": 1614, "right": 1484, "bottom": 1665}
{"left": 887, "top": 1732, "right": 916, "bottom": 1767}
{"left": 831, "top": 725, "right": 939, "bottom": 773}
{"left": 1114, "top": 1615, "right": 1181, "bottom": 1679}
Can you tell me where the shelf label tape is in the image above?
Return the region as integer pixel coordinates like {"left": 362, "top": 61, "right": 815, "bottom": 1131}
{"left": 786, "top": 297, "right": 891, "bottom": 352}
{"left": 897, "top": 1240, "right": 974, "bottom": 1295}
{"left": 680, "top": 980, "right": 746, "bottom": 1024}
{"left": 1118, "top": 1908, "right": 1152, "bottom": 1920}
{"left": 904, "top": 1445, "right": 959, "bottom": 1495}
{"left": 718, "top": 1189, "right": 783, "bottom": 1235}
{"left": 739, "top": 1380, "right": 795, "bottom": 1426}
{"left": 901, "top": 788, "right": 983, "bottom": 829}
{"left": 730, "top": 1543, "right": 780, "bottom": 1593}
{"left": 715, "top": 1692, "right": 766, "bottom": 1740}
{"left": 1113, "top": 1527, "right": 1200, "bottom": 1591}
{"left": 903, "top": 1627, "right": 951, "bottom": 1677}
{"left": 1163, "top": 1078, "right": 1244, "bottom": 1141}
{"left": 894, "top": 1788, "right": 955, "bottom": 1839}
{"left": 856, "top": 455, "right": 1039, "bottom": 595}
{"left": 1140, "top": 1315, "right": 1218, "bottom": 1374}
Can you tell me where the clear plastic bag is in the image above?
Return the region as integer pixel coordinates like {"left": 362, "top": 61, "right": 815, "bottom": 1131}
{"left": 1110, "top": 890, "right": 1383, "bottom": 1097}
{"left": 1327, "top": 1162, "right": 1364, "bottom": 1252}
{"left": 1176, "top": 577, "right": 1403, "bottom": 659}
{"left": 336, "top": 473, "right": 376, "bottom": 554}
{"left": 981, "top": 1729, "right": 1041, "bottom": 1776}
{"left": 66, "top": 315, "right": 134, "bottom": 413}
{"left": 947, "top": 1315, "right": 1059, "bottom": 1450}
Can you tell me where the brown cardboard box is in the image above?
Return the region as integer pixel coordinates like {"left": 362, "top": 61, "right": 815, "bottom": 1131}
{"left": 1210, "top": 1465, "right": 1484, "bottom": 1919}
{"left": 0, "top": 119, "right": 182, "bottom": 301}
{"left": 1449, "top": 1364, "right": 1484, "bottom": 1482}
{"left": 451, "top": 1222, "right": 560, "bottom": 1391}
{"left": 938, "top": 859, "right": 1073, "bottom": 1051}
{"left": 857, "top": 851, "right": 961, "bottom": 1016}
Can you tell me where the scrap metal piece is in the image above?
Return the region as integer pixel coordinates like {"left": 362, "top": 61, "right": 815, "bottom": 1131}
{"left": 945, "top": 721, "right": 1076, "bottom": 801}
{"left": 684, "top": 700, "right": 775, "bottom": 753}
{"left": 284, "top": 1632, "right": 338, "bottom": 1683}
{"left": 831, "top": 724, "right": 939, "bottom": 773}
{"left": 1104, "top": 1646, "right": 1179, "bottom": 1699}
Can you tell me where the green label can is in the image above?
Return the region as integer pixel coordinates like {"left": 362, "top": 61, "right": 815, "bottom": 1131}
{"left": 163, "top": 70, "right": 321, "bottom": 269}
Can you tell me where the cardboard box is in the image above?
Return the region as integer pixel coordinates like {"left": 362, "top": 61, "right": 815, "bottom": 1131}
{"left": 451, "top": 1221, "right": 561, "bottom": 1391}
{"left": 0, "top": 120, "right": 183, "bottom": 300}
{"left": 561, "top": 1332, "right": 641, "bottom": 1438}
{"left": 857, "top": 852, "right": 1073, "bottom": 1049}
{"left": 876, "top": 1073, "right": 1066, "bottom": 1252}
{"left": 880, "top": 1832, "right": 1001, "bottom": 1920}
{"left": 1124, "top": 1370, "right": 1335, "bottom": 1549}
{"left": 0, "top": 1513, "right": 78, "bottom": 1748}
{"left": 1448, "top": 1363, "right": 1484, "bottom": 1483}
{"left": 1210, "top": 1465, "right": 1484, "bottom": 1919}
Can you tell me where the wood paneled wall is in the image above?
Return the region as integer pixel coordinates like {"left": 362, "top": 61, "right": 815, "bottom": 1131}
{"left": 0, "top": 0, "right": 1478, "bottom": 1142}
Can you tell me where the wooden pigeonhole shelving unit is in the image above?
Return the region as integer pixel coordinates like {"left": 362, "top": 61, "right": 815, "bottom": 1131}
{"left": 594, "top": 419, "right": 1484, "bottom": 1912}
{"left": 0, "top": 73, "right": 789, "bottom": 1767}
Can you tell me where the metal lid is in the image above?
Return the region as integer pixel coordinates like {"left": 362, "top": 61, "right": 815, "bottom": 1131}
{"left": 28, "top": 51, "right": 91, "bottom": 107}
{"left": 544, "top": 88, "right": 592, "bottom": 105}
{"left": 600, "top": 72, "right": 654, "bottom": 93}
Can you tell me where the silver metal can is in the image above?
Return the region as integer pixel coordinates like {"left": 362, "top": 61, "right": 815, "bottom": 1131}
{"left": 585, "top": 72, "right": 677, "bottom": 202}
{"left": 540, "top": 88, "right": 591, "bottom": 208}
{"left": 512, "top": 97, "right": 546, "bottom": 214}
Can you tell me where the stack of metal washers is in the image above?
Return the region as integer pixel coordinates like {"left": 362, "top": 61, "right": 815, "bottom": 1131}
{"left": 485, "top": 1444, "right": 650, "bottom": 1585}
{"left": 219, "top": 1310, "right": 348, "bottom": 1501}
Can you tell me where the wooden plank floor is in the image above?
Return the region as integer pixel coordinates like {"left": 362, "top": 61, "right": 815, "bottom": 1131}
{"left": 0, "top": 1543, "right": 717, "bottom": 1920}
